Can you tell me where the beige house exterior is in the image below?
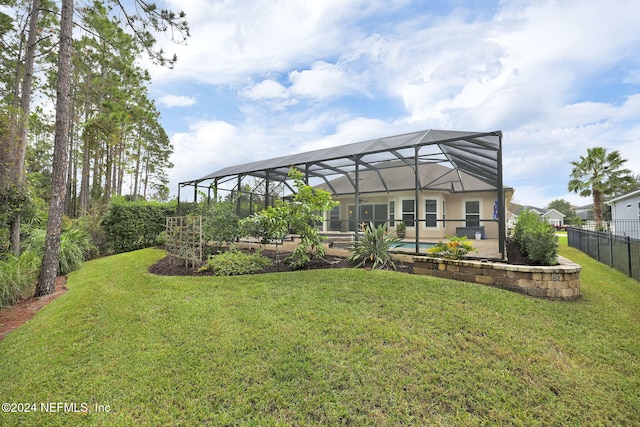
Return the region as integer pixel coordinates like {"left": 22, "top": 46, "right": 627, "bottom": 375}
{"left": 318, "top": 162, "right": 514, "bottom": 241}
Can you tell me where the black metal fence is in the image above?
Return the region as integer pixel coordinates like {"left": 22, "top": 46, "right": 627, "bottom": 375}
{"left": 575, "top": 219, "right": 640, "bottom": 239}
{"left": 567, "top": 227, "right": 640, "bottom": 282}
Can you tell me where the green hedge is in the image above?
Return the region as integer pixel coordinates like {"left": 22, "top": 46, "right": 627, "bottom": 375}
{"left": 101, "top": 199, "right": 176, "bottom": 253}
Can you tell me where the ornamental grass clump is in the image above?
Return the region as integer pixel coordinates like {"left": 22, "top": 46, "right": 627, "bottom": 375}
{"left": 0, "top": 249, "right": 41, "bottom": 307}
{"left": 347, "top": 222, "right": 402, "bottom": 270}
{"left": 426, "top": 236, "right": 478, "bottom": 260}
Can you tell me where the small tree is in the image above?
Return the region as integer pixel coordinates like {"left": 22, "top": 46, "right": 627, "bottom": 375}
{"left": 240, "top": 168, "right": 338, "bottom": 269}
{"left": 568, "top": 147, "right": 635, "bottom": 230}
{"left": 199, "top": 200, "right": 239, "bottom": 251}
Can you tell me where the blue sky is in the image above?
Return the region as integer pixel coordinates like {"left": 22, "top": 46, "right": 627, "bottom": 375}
{"left": 143, "top": 0, "right": 640, "bottom": 208}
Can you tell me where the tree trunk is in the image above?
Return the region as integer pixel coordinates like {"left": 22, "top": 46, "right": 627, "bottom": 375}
{"left": 65, "top": 108, "right": 74, "bottom": 216}
{"left": 133, "top": 137, "right": 142, "bottom": 199}
{"left": 143, "top": 155, "right": 149, "bottom": 199}
{"left": 103, "top": 142, "right": 112, "bottom": 205}
{"left": 8, "top": 0, "right": 41, "bottom": 256}
{"left": 80, "top": 138, "right": 90, "bottom": 214}
{"left": 117, "top": 148, "right": 124, "bottom": 196}
{"left": 593, "top": 188, "right": 603, "bottom": 230}
{"left": 36, "top": 0, "right": 74, "bottom": 297}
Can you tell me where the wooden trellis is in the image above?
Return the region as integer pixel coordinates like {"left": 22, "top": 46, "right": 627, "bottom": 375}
{"left": 165, "top": 216, "right": 203, "bottom": 269}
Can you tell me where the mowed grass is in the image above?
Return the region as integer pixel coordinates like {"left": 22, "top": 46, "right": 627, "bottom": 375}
{"left": 0, "top": 241, "right": 639, "bottom": 426}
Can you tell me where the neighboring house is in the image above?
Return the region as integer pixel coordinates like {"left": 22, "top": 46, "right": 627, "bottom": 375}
{"left": 316, "top": 162, "right": 514, "bottom": 240}
{"left": 574, "top": 204, "right": 597, "bottom": 230}
{"left": 606, "top": 189, "right": 640, "bottom": 239}
{"left": 541, "top": 208, "right": 565, "bottom": 227}
{"left": 512, "top": 205, "right": 565, "bottom": 227}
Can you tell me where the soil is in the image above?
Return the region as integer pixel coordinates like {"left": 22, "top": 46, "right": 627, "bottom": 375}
{"left": 504, "top": 239, "right": 538, "bottom": 266}
{"left": 148, "top": 249, "right": 414, "bottom": 276}
{"left": 0, "top": 276, "right": 68, "bottom": 341}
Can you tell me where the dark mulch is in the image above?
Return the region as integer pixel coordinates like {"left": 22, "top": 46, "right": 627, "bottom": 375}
{"left": 505, "top": 239, "right": 538, "bottom": 266}
{"left": 148, "top": 249, "right": 413, "bottom": 276}
{"left": 149, "top": 241, "right": 534, "bottom": 277}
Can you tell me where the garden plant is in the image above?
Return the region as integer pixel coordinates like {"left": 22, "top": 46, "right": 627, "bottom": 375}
{"left": 426, "top": 235, "right": 478, "bottom": 259}
{"left": 512, "top": 209, "right": 558, "bottom": 265}
{"left": 239, "top": 168, "right": 338, "bottom": 269}
{"left": 347, "top": 221, "right": 401, "bottom": 269}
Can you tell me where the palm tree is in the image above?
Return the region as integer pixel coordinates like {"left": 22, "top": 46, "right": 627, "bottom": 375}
{"left": 568, "top": 147, "right": 634, "bottom": 229}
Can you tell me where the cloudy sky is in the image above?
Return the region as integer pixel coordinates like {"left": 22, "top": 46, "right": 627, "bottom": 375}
{"left": 144, "top": 0, "right": 640, "bottom": 208}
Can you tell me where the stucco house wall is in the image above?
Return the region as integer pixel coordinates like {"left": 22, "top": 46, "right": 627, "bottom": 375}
{"left": 320, "top": 163, "right": 512, "bottom": 240}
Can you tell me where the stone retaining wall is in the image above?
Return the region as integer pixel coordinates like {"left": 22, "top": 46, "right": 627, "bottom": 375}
{"left": 413, "top": 256, "right": 581, "bottom": 300}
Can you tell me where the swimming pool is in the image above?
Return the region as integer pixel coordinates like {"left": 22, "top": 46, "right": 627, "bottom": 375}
{"left": 391, "top": 241, "right": 435, "bottom": 250}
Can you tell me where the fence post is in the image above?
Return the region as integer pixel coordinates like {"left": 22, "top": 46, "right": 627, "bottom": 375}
{"left": 609, "top": 230, "right": 614, "bottom": 267}
{"left": 627, "top": 236, "right": 632, "bottom": 278}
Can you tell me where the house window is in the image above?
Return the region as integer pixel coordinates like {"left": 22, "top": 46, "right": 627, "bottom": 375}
{"left": 389, "top": 200, "right": 395, "bottom": 227}
{"left": 465, "top": 200, "right": 480, "bottom": 227}
{"left": 329, "top": 206, "right": 340, "bottom": 231}
{"left": 401, "top": 198, "right": 415, "bottom": 227}
{"left": 424, "top": 199, "right": 437, "bottom": 228}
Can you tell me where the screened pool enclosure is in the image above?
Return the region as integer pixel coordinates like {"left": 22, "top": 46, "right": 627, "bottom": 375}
{"left": 178, "top": 129, "right": 509, "bottom": 258}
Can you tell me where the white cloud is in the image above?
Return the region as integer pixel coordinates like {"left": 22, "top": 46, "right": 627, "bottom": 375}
{"left": 150, "top": 0, "right": 640, "bottom": 205}
{"left": 289, "top": 61, "right": 367, "bottom": 99}
{"left": 150, "top": 0, "right": 406, "bottom": 85}
{"left": 242, "top": 80, "right": 288, "bottom": 100}
{"left": 157, "top": 95, "right": 196, "bottom": 107}
{"left": 168, "top": 120, "right": 240, "bottom": 187}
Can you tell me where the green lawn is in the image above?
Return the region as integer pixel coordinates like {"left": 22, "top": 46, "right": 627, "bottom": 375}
{"left": 0, "top": 241, "right": 639, "bottom": 426}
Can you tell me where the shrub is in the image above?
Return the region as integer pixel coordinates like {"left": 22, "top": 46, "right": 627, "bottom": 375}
{"left": 347, "top": 222, "right": 401, "bottom": 270}
{"left": 58, "top": 228, "right": 94, "bottom": 275}
{"left": 426, "top": 236, "right": 478, "bottom": 260}
{"left": 512, "top": 209, "right": 558, "bottom": 265}
{"left": 72, "top": 210, "right": 108, "bottom": 258}
{"left": 513, "top": 209, "right": 541, "bottom": 255}
{"left": 25, "top": 226, "right": 93, "bottom": 275}
{"left": 199, "top": 247, "right": 272, "bottom": 276}
{"left": 525, "top": 226, "right": 558, "bottom": 266}
{"left": 0, "top": 250, "right": 41, "bottom": 307}
{"left": 101, "top": 198, "right": 177, "bottom": 253}
{"left": 199, "top": 201, "right": 240, "bottom": 249}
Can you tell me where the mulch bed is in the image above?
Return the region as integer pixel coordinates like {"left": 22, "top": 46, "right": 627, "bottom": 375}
{"left": 148, "top": 242, "right": 535, "bottom": 277}
{"left": 504, "top": 239, "right": 538, "bottom": 266}
{"left": 0, "top": 276, "right": 68, "bottom": 341}
{"left": 148, "top": 249, "right": 414, "bottom": 276}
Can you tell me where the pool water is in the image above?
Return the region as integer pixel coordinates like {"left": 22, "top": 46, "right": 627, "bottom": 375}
{"left": 391, "top": 241, "right": 436, "bottom": 250}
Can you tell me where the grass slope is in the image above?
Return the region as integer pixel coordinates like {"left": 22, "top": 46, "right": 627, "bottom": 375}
{"left": 0, "top": 243, "right": 638, "bottom": 426}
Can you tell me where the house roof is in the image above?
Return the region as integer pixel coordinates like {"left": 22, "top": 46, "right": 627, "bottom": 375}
{"left": 606, "top": 189, "right": 640, "bottom": 205}
{"left": 542, "top": 208, "right": 566, "bottom": 218}
{"left": 181, "top": 129, "right": 504, "bottom": 195}
{"left": 315, "top": 162, "right": 505, "bottom": 195}
{"left": 511, "top": 205, "right": 565, "bottom": 217}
